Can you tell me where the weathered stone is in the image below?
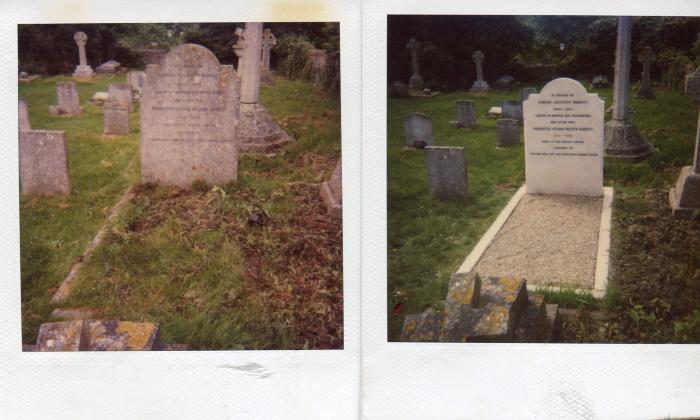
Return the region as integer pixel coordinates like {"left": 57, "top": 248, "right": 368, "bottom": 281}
{"left": 390, "top": 81, "right": 409, "bottom": 97}
{"left": 83, "top": 320, "right": 160, "bottom": 351}
{"left": 501, "top": 100, "right": 522, "bottom": 121}
{"left": 400, "top": 308, "right": 442, "bottom": 342}
{"left": 493, "top": 75, "right": 515, "bottom": 89}
{"left": 469, "top": 50, "right": 490, "bottom": 92}
{"left": 425, "top": 146, "right": 467, "bottom": 199}
{"left": 406, "top": 38, "right": 423, "bottom": 90}
{"left": 513, "top": 294, "right": 547, "bottom": 342}
{"left": 487, "top": 106, "right": 502, "bottom": 118}
{"left": 479, "top": 276, "right": 528, "bottom": 319}
{"left": 51, "top": 307, "right": 99, "bottom": 320}
{"left": 496, "top": 118, "right": 519, "bottom": 148}
{"left": 19, "top": 130, "right": 71, "bottom": 195}
{"left": 404, "top": 112, "right": 433, "bottom": 148}
{"left": 543, "top": 303, "right": 561, "bottom": 342}
{"left": 446, "top": 271, "right": 481, "bottom": 306}
{"left": 438, "top": 301, "right": 471, "bottom": 342}
{"left": 589, "top": 75, "right": 609, "bottom": 89}
{"left": 95, "top": 60, "right": 121, "bottom": 74}
{"left": 49, "top": 82, "right": 82, "bottom": 116}
{"left": 127, "top": 71, "right": 146, "bottom": 99}
{"left": 636, "top": 46, "right": 656, "bottom": 99}
{"left": 444, "top": 305, "right": 513, "bottom": 342}
{"left": 523, "top": 78, "right": 604, "bottom": 196}
{"left": 140, "top": 43, "right": 241, "bottom": 187}
{"left": 19, "top": 97, "right": 31, "bottom": 132}
{"left": 103, "top": 100, "right": 130, "bottom": 136}
{"left": 36, "top": 320, "right": 83, "bottom": 351}
{"left": 521, "top": 87, "right": 537, "bottom": 102}
{"left": 604, "top": 16, "right": 654, "bottom": 160}
{"left": 89, "top": 91, "right": 109, "bottom": 105}
{"left": 238, "top": 23, "right": 291, "bottom": 152}
{"left": 72, "top": 31, "right": 95, "bottom": 79}
{"left": 320, "top": 160, "right": 342, "bottom": 219}
{"left": 108, "top": 83, "right": 133, "bottom": 111}
{"left": 452, "top": 100, "right": 479, "bottom": 129}
{"left": 670, "top": 166, "right": 700, "bottom": 218}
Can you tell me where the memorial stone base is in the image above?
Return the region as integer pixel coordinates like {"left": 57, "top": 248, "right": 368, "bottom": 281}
{"left": 239, "top": 102, "right": 292, "bottom": 153}
{"left": 408, "top": 74, "right": 423, "bottom": 91}
{"left": 604, "top": 119, "right": 654, "bottom": 160}
{"left": 73, "top": 65, "right": 95, "bottom": 79}
{"left": 469, "top": 81, "right": 490, "bottom": 93}
{"left": 669, "top": 166, "right": 700, "bottom": 219}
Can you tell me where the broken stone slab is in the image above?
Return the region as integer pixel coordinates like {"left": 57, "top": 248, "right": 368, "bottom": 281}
{"left": 487, "top": 106, "right": 502, "bottom": 118}
{"left": 479, "top": 276, "right": 529, "bottom": 320}
{"left": 36, "top": 320, "right": 84, "bottom": 351}
{"left": 34, "top": 320, "right": 161, "bottom": 351}
{"left": 446, "top": 271, "right": 481, "bottom": 306}
{"left": 513, "top": 294, "right": 547, "bottom": 342}
{"left": 400, "top": 308, "right": 443, "bottom": 342}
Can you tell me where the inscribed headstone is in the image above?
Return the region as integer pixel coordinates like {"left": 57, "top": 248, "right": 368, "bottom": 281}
{"left": 425, "top": 146, "right": 467, "bottom": 199}
{"left": 19, "top": 130, "right": 71, "bottom": 195}
{"left": 404, "top": 112, "right": 433, "bottom": 147}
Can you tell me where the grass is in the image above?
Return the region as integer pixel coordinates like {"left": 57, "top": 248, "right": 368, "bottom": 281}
{"left": 20, "top": 74, "right": 342, "bottom": 350}
{"left": 387, "top": 82, "right": 700, "bottom": 343}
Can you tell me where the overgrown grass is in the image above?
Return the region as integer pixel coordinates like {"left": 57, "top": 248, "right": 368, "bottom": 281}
{"left": 20, "top": 75, "right": 342, "bottom": 349}
{"left": 388, "top": 83, "right": 700, "bottom": 343}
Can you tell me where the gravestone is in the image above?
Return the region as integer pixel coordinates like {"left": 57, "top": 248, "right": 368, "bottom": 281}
{"left": 49, "top": 82, "right": 82, "bottom": 116}
{"left": 19, "top": 97, "right": 31, "bottom": 132}
{"left": 501, "top": 100, "right": 522, "bottom": 122}
{"left": 238, "top": 23, "right": 291, "bottom": 152}
{"left": 89, "top": 91, "right": 109, "bottom": 105}
{"left": 390, "top": 81, "right": 409, "bottom": 97}
{"left": 497, "top": 119, "right": 519, "bottom": 148}
{"left": 320, "top": 160, "right": 342, "bottom": 219}
{"left": 260, "top": 28, "right": 276, "bottom": 86}
{"left": 103, "top": 100, "right": 130, "bottom": 136}
{"left": 521, "top": 87, "right": 537, "bottom": 102}
{"left": 140, "top": 43, "right": 241, "bottom": 187}
{"left": 604, "top": 16, "right": 653, "bottom": 159}
{"left": 493, "top": 75, "right": 515, "bottom": 89}
{"left": 589, "top": 75, "right": 609, "bottom": 89}
{"left": 406, "top": 38, "right": 423, "bottom": 90}
{"left": 451, "top": 100, "right": 479, "bottom": 129}
{"left": 685, "top": 67, "right": 700, "bottom": 101}
{"left": 72, "top": 31, "right": 95, "bottom": 79}
{"left": 636, "top": 46, "right": 656, "bottom": 99}
{"left": 19, "top": 130, "right": 71, "bottom": 195}
{"left": 108, "top": 83, "right": 133, "bottom": 111}
{"left": 669, "top": 109, "right": 700, "bottom": 218}
{"left": 95, "top": 60, "right": 121, "bottom": 74}
{"left": 127, "top": 70, "right": 146, "bottom": 98}
{"left": 404, "top": 112, "right": 433, "bottom": 148}
{"left": 425, "top": 146, "right": 467, "bottom": 199}
{"left": 523, "top": 78, "right": 604, "bottom": 196}
{"left": 469, "top": 50, "right": 490, "bottom": 92}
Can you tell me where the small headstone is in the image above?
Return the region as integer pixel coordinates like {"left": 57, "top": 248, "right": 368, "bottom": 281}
{"left": 19, "top": 130, "right": 71, "bottom": 195}
{"left": 487, "top": 106, "right": 502, "bottom": 118}
{"left": 493, "top": 75, "right": 515, "bottom": 89}
{"left": 320, "top": 160, "right": 342, "bottom": 219}
{"left": 107, "top": 83, "right": 133, "bottom": 111}
{"left": 49, "top": 82, "right": 82, "bottom": 116}
{"left": 521, "top": 87, "right": 538, "bottom": 102}
{"left": 589, "top": 75, "right": 609, "bottom": 89}
{"left": 404, "top": 112, "right": 433, "bottom": 148}
{"left": 469, "top": 50, "right": 490, "bottom": 92}
{"left": 89, "top": 91, "right": 109, "bottom": 105}
{"left": 19, "top": 97, "right": 31, "bottom": 132}
{"left": 390, "top": 81, "right": 409, "bottom": 97}
{"left": 523, "top": 77, "right": 604, "bottom": 196}
{"left": 141, "top": 43, "right": 241, "bottom": 187}
{"left": 501, "top": 100, "right": 522, "bottom": 121}
{"left": 425, "top": 146, "right": 467, "bottom": 199}
{"left": 451, "top": 100, "right": 479, "bottom": 129}
{"left": 496, "top": 118, "right": 519, "bottom": 148}
{"left": 685, "top": 67, "right": 700, "bottom": 101}
{"left": 95, "top": 60, "right": 121, "bottom": 74}
{"left": 103, "top": 100, "right": 130, "bottom": 136}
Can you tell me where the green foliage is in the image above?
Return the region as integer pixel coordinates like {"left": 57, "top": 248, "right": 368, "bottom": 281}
{"left": 658, "top": 48, "right": 694, "bottom": 91}
{"left": 277, "top": 33, "right": 315, "bottom": 79}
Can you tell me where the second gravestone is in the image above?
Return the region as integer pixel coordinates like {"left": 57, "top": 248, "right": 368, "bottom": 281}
{"left": 523, "top": 78, "right": 604, "bottom": 197}
{"left": 140, "top": 44, "right": 241, "bottom": 187}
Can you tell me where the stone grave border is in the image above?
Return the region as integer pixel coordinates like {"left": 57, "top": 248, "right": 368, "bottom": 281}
{"left": 455, "top": 184, "right": 613, "bottom": 298}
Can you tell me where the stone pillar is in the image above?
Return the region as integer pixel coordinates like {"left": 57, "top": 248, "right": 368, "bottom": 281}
{"left": 19, "top": 97, "right": 31, "bottom": 132}
{"left": 669, "top": 109, "right": 700, "bottom": 218}
{"left": 636, "top": 46, "right": 656, "bottom": 99}
{"left": 72, "top": 31, "right": 95, "bottom": 79}
{"left": 470, "top": 51, "right": 490, "bottom": 92}
{"left": 604, "top": 17, "right": 653, "bottom": 160}
{"left": 237, "top": 23, "right": 291, "bottom": 152}
{"left": 406, "top": 38, "right": 423, "bottom": 90}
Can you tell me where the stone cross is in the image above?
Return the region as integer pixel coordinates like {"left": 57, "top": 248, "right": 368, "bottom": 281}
{"left": 261, "top": 29, "right": 276, "bottom": 69}
{"left": 406, "top": 38, "right": 423, "bottom": 90}
{"left": 74, "top": 31, "right": 88, "bottom": 67}
{"left": 636, "top": 46, "right": 656, "bottom": 99}
{"left": 472, "top": 51, "right": 485, "bottom": 82}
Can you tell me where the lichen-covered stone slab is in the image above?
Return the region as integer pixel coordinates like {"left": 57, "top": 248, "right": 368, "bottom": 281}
{"left": 444, "top": 305, "right": 513, "bottom": 342}
{"left": 513, "top": 294, "right": 547, "bottom": 342}
{"left": 479, "top": 276, "right": 528, "bottom": 316}
{"left": 446, "top": 272, "right": 481, "bottom": 306}
{"left": 83, "top": 320, "right": 160, "bottom": 351}
{"left": 401, "top": 308, "right": 443, "bottom": 342}
{"left": 36, "top": 320, "right": 84, "bottom": 351}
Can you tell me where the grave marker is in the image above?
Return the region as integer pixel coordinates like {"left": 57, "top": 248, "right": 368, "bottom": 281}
{"left": 103, "top": 100, "right": 130, "bottom": 136}
{"left": 19, "top": 130, "right": 71, "bottom": 195}
{"left": 470, "top": 50, "right": 490, "bottom": 92}
{"left": 320, "top": 160, "right": 342, "bottom": 219}
{"left": 521, "top": 87, "right": 537, "bottom": 102}
{"left": 452, "top": 100, "right": 479, "bottom": 129}
{"left": 49, "top": 82, "right": 82, "bottom": 116}
{"left": 108, "top": 83, "right": 133, "bottom": 111}
{"left": 501, "top": 100, "right": 522, "bottom": 121}
{"left": 636, "top": 46, "right": 656, "bottom": 99}
{"left": 140, "top": 43, "right": 241, "bottom": 187}
{"left": 404, "top": 112, "right": 433, "bottom": 148}
{"left": 425, "top": 146, "right": 467, "bottom": 199}
{"left": 497, "top": 119, "right": 519, "bottom": 148}
{"left": 72, "top": 31, "right": 95, "bottom": 79}
{"left": 523, "top": 77, "right": 604, "bottom": 197}
{"left": 669, "top": 109, "right": 700, "bottom": 218}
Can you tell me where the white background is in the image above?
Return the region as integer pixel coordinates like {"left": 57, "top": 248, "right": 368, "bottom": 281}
{"left": 361, "top": 1, "right": 700, "bottom": 419}
{"left": 0, "top": 0, "right": 360, "bottom": 419}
